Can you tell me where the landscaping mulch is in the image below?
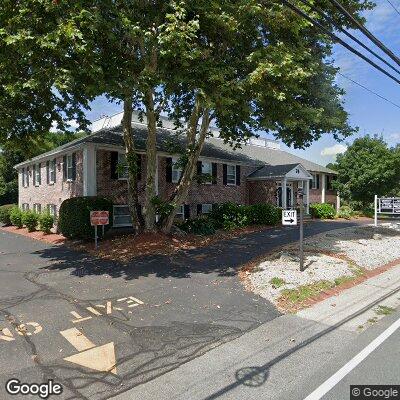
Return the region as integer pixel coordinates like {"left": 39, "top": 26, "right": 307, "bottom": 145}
{"left": 0, "top": 225, "right": 66, "bottom": 245}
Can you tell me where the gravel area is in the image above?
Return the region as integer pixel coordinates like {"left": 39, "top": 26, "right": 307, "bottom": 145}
{"left": 247, "top": 224, "right": 400, "bottom": 304}
{"left": 249, "top": 252, "right": 353, "bottom": 302}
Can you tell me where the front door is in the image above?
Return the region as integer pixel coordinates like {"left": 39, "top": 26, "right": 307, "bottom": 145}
{"left": 276, "top": 182, "right": 293, "bottom": 208}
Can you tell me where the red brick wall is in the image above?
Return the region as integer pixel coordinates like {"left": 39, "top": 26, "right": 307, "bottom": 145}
{"left": 247, "top": 181, "right": 277, "bottom": 205}
{"left": 18, "top": 151, "right": 83, "bottom": 214}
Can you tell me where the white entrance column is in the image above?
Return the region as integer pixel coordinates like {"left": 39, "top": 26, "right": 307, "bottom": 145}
{"left": 282, "top": 177, "right": 287, "bottom": 209}
{"left": 305, "top": 179, "right": 310, "bottom": 214}
{"left": 83, "top": 144, "right": 97, "bottom": 196}
{"left": 321, "top": 173, "right": 326, "bottom": 203}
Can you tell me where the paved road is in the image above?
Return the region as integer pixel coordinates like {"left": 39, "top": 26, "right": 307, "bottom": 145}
{"left": 0, "top": 220, "right": 363, "bottom": 399}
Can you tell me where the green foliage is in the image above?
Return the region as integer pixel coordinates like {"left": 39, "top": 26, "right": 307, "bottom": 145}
{"left": 180, "top": 217, "right": 216, "bottom": 236}
{"left": 21, "top": 210, "right": 39, "bottom": 232}
{"left": 9, "top": 206, "right": 23, "bottom": 228}
{"left": 244, "top": 203, "right": 281, "bottom": 226}
{"left": 336, "top": 205, "right": 353, "bottom": 220}
{"left": 333, "top": 136, "right": 400, "bottom": 206}
{"left": 310, "top": 203, "right": 335, "bottom": 219}
{"left": 0, "top": 203, "right": 15, "bottom": 225}
{"left": 210, "top": 202, "right": 248, "bottom": 231}
{"left": 39, "top": 212, "right": 54, "bottom": 234}
{"left": 58, "top": 197, "right": 113, "bottom": 239}
{"left": 270, "top": 277, "right": 286, "bottom": 289}
{"left": 151, "top": 197, "right": 175, "bottom": 221}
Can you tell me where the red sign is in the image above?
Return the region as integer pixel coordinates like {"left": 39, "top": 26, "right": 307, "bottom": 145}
{"left": 90, "top": 211, "right": 109, "bottom": 226}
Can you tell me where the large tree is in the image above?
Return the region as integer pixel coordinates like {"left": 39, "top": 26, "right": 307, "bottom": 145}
{"left": 0, "top": 0, "right": 372, "bottom": 232}
{"left": 333, "top": 136, "right": 400, "bottom": 206}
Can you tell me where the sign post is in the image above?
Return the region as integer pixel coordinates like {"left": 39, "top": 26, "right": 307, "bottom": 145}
{"left": 374, "top": 196, "right": 400, "bottom": 227}
{"left": 90, "top": 211, "right": 110, "bottom": 249}
{"left": 298, "top": 190, "right": 304, "bottom": 272}
{"left": 374, "top": 194, "right": 378, "bottom": 227}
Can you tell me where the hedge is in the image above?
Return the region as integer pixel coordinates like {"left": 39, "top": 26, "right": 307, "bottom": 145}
{"left": 58, "top": 197, "right": 113, "bottom": 239}
{"left": 0, "top": 204, "right": 16, "bottom": 225}
{"left": 39, "top": 213, "right": 54, "bottom": 234}
{"left": 22, "top": 210, "right": 39, "bottom": 232}
{"left": 10, "top": 207, "right": 23, "bottom": 228}
{"left": 309, "top": 203, "right": 335, "bottom": 219}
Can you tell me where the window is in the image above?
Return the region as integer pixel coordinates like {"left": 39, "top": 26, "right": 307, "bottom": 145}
{"left": 227, "top": 165, "right": 236, "bottom": 185}
{"left": 22, "top": 203, "right": 29, "bottom": 211}
{"left": 201, "top": 204, "right": 213, "bottom": 214}
{"left": 172, "top": 159, "right": 182, "bottom": 183}
{"left": 118, "top": 153, "right": 128, "bottom": 180}
{"left": 49, "top": 159, "right": 56, "bottom": 184}
{"left": 113, "top": 205, "right": 132, "bottom": 227}
{"left": 47, "top": 204, "right": 57, "bottom": 217}
{"left": 33, "top": 163, "right": 41, "bottom": 186}
{"left": 66, "top": 154, "right": 74, "bottom": 181}
{"left": 201, "top": 161, "right": 212, "bottom": 184}
{"left": 311, "top": 173, "right": 319, "bottom": 189}
{"left": 326, "top": 175, "right": 334, "bottom": 191}
{"left": 298, "top": 181, "right": 304, "bottom": 189}
{"left": 33, "top": 204, "right": 41, "bottom": 213}
{"left": 22, "top": 168, "right": 29, "bottom": 187}
{"left": 175, "top": 205, "right": 184, "bottom": 220}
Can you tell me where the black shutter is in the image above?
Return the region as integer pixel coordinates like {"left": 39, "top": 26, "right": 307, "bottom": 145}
{"left": 212, "top": 163, "right": 217, "bottom": 184}
{"left": 316, "top": 174, "right": 320, "bottom": 189}
{"left": 197, "top": 161, "right": 202, "bottom": 175}
{"left": 137, "top": 154, "right": 142, "bottom": 181}
{"left": 33, "top": 164, "right": 36, "bottom": 186}
{"left": 236, "top": 165, "right": 241, "bottom": 186}
{"left": 72, "top": 153, "right": 77, "bottom": 181}
{"left": 166, "top": 157, "right": 173, "bottom": 183}
{"left": 38, "top": 163, "right": 41, "bottom": 185}
{"left": 46, "top": 161, "right": 50, "bottom": 184}
{"left": 184, "top": 204, "right": 190, "bottom": 220}
{"left": 53, "top": 158, "right": 57, "bottom": 183}
{"left": 197, "top": 204, "right": 202, "bottom": 215}
{"left": 22, "top": 167, "right": 25, "bottom": 187}
{"left": 223, "top": 164, "right": 227, "bottom": 185}
{"left": 26, "top": 167, "right": 29, "bottom": 187}
{"left": 63, "top": 155, "right": 67, "bottom": 181}
{"left": 110, "top": 151, "right": 118, "bottom": 180}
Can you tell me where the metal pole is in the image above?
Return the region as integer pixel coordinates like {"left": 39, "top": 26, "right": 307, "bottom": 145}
{"left": 299, "top": 194, "right": 304, "bottom": 271}
{"left": 374, "top": 195, "right": 378, "bottom": 227}
{"left": 95, "top": 225, "right": 98, "bottom": 249}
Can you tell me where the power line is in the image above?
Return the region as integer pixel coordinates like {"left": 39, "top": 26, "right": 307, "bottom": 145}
{"left": 337, "top": 72, "right": 400, "bottom": 109}
{"left": 386, "top": 0, "right": 400, "bottom": 18}
{"left": 298, "top": 0, "right": 400, "bottom": 76}
{"left": 280, "top": 0, "right": 400, "bottom": 85}
{"left": 328, "top": 0, "right": 400, "bottom": 67}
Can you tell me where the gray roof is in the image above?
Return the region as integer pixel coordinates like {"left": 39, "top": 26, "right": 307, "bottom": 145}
{"left": 247, "top": 164, "right": 303, "bottom": 179}
{"left": 15, "top": 123, "right": 336, "bottom": 174}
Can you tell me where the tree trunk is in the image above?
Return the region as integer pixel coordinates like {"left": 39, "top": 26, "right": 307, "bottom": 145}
{"left": 143, "top": 89, "right": 158, "bottom": 232}
{"left": 122, "top": 97, "right": 144, "bottom": 233}
{"left": 160, "top": 109, "right": 211, "bottom": 233}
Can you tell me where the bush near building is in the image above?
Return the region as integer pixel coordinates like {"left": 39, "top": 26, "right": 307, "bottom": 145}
{"left": 58, "top": 196, "right": 113, "bottom": 239}
{"left": 310, "top": 203, "right": 335, "bottom": 219}
{"left": 9, "top": 206, "right": 23, "bottom": 228}
{"left": 39, "top": 213, "right": 54, "bottom": 234}
{"left": 21, "top": 210, "right": 39, "bottom": 232}
{"left": 0, "top": 204, "right": 16, "bottom": 225}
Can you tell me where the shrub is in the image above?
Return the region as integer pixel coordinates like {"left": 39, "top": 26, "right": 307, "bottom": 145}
{"left": 39, "top": 213, "right": 54, "bottom": 234}
{"left": 58, "top": 196, "right": 113, "bottom": 239}
{"left": 22, "top": 210, "right": 39, "bottom": 232}
{"left": 0, "top": 204, "right": 16, "bottom": 225}
{"left": 336, "top": 205, "right": 353, "bottom": 220}
{"left": 309, "top": 203, "right": 335, "bottom": 219}
{"left": 209, "top": 202, "right": 248, "bottom": 231}
{"left": 10, "top": 207, "right": 23, "bottom": 228}
{"left": 245, "top": 203, "right": 281, "bottom": 226}
{"left": 180, "top": 217, "right": 216, "bottom": 236}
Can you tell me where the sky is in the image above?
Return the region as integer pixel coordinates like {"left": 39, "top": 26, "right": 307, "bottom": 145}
{"left": 82, "top": 1, "right": 400, "bottom": 167}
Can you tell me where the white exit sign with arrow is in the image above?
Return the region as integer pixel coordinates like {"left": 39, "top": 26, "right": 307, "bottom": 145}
{"left": 282, "top": 210, "right": 297, "bottom": 226}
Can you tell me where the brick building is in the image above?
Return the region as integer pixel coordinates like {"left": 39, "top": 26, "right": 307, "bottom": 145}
{"left": 15, "top": 113, "right": 339, "bottom": 227}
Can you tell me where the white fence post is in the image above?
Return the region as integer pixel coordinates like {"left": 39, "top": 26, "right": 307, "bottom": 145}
{"left": 374, "top": 195, "right": 378, "bottom": 227}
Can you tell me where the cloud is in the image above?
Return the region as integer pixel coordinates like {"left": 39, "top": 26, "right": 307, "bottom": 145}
{"left": 49, "top": 119, "right": 79, "bottom": 133}
{"left": 321, "top": 144, "right": 347, "bottom": 156}
{"left": 390, "top": 132, "right": 400, "bottom": 139}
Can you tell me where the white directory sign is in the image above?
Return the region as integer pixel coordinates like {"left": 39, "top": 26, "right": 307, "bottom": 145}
{"left": 282, "top": 210, "right": 297, "bottom": 226}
